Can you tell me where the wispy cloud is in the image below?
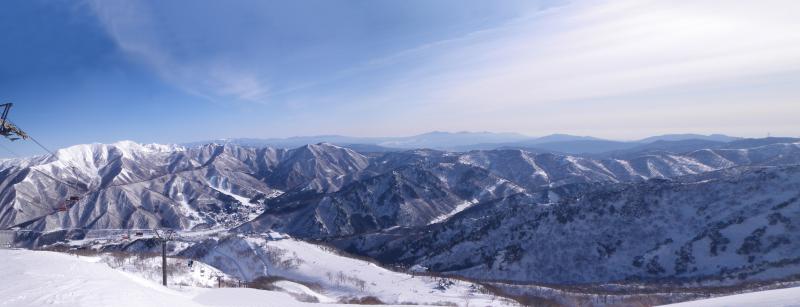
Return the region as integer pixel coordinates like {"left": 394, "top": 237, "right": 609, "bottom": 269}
{"left": 86, "top": 0, "right": 271, "bottom": 103}
{"left": 84, "top": 0, "right": 800, "bottom": 138}
{"left": 378, "top": 0, "right": 800, "bottom": 107}
{"left": 340, "top": 0, "right": 800, "bottom": 137}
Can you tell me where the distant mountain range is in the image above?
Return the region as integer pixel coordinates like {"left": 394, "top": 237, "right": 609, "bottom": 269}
{"left": 187, "top": 131, "right": 773, "bottom": 155}
{"left": 185, "top": 131, "right": 529, "bottom": 151}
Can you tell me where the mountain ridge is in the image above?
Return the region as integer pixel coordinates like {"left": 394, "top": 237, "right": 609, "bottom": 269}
{"left": 1, "top": 137, "right": 799, "bottom": 288}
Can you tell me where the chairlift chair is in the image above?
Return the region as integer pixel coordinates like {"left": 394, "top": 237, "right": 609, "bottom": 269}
{"left": 0, "top": 103, "right": 28, "bottom": 141}
{"left": 55, "top": 195, "right": 81, "bottom": 212}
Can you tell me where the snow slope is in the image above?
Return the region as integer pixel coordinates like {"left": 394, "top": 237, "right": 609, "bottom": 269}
{"left": 180, "top": 234, "right": 515, "bottom": 306}
{"left": 659, "top": 286, "right": 800, "bottom": 307}
{"left": 0, "top": 248, "right": 434, "bottom": 307}
{"left": 0, "top": 249, "right": 202, "bottom": 307}
{"left": 97, "top": 253, "right": 232, "bottom": 288}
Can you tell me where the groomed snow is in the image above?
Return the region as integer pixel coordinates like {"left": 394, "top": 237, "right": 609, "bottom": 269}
{"left": 0, "top": 249, "right": 201, "bottom": 307}
{"left": 0, "top": 249, "right": 421, "bottom": 307}
{"left": 658, "top": 286, "right": 800, "bottom": 307}
{"left": 258, "top": 238, "right": 514, "bottom": 306}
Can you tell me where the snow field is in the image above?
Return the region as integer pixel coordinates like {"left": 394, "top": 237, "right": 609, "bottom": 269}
{"left": 0, "top": 249, "right": 438, "bottom": 307}
{"left": 253, "top": 237, "right": 516, "bottom": 306}
{"left": 0, "top": 249, "right": 201, "bottom": 307}
{"left": 658, "top": 286, "right": 800, "bottom": 307}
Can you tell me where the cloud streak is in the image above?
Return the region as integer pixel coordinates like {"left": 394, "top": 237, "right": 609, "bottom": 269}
{"left": 84, "top": 0, "right": 800, "bottom": 138}
{"left": 380, "top": 0, "right": 800, "bottom": 107}
{"left": 341, "top": 0, "right": 800, "bottom": 137}
{"left": 86, "top": 0, "right": 271, "bottom": 103}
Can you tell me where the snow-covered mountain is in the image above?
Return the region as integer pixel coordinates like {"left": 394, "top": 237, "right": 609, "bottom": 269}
{"left": 1, "top": 138, "right": 800, "bottom": 289}
{"left": 239, "top": 162, "right": 525, "bottom": 238}
{"left": 235, "top": 141, "right": 800, "bottom": 237}
{"left": 637, "top": 134, "right": 740, "bottom": 143}
{"left": 2, "top": 140, "right": 799, "bottom": 232}
{"left": 0, "top": 141, "right": 365, "bottom": 231}
{"left": 335, "top": 165, "right": 800, "bottom": 284}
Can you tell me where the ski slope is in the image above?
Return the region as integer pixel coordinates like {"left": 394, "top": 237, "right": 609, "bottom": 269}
{"left": 0, "top": 249, "right": 201, "bottom": 307}
{"left": 265, "top": 238, "right": 510, "bottom": 305}
{"left": 0, "top": 249, "right": 430, "bottom": 307}
{"left": 659, "top": 286, "right": 800, "bottom": 307}
{"left": 186, "top": 235, "right": 516, "bottom": 306}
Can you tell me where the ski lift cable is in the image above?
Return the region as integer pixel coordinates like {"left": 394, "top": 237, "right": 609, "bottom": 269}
{"left": 4, "top": 120, "right": 89, "bottom": 192}
{"left": 4, "top": 107, "right": 254, "bottom": 234}
{"left": 0, "top": 120, "right": 93, "bottom": 228}
{"left": 0, "top": 144, "right": 85, "bottom": 230}
{"left": 28, "top": 135, "right": 88, "bottom": 191}
{"left": 4, "top": 108, "right": 233, "bottom": 230}
{"left": 0, "top": 142, "right": 20, "bottom": 158}
{"left": 0, "top": 140, "right": 84, "bottom": 192}
{"left": 4, "top": 125, "right": 180, "bottom": 212}
{"left": 26, "top": 134, "right": 55, "bottom": 156}
{"left": 0, "top": 105, "right": 103, "bottom": 229}
{"left": 0, "top": 144, "right": 78, "bottom": 201}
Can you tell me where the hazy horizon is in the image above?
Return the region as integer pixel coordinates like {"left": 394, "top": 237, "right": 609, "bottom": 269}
{"left": 2, "top": 130, "right": 798, "bottom": 159}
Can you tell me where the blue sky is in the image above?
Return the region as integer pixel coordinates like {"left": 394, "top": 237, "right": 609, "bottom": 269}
{"left": 1, "top": 0, "right": 799, "bottom": 156}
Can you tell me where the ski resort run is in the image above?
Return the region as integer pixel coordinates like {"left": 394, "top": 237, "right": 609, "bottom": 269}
{"left": 0, "top": 232, "right": 516, "bottom": 307}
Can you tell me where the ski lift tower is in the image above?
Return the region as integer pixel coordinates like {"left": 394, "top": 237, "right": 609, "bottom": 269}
{"left": 153, "top": 229, "right": 176, "bottom": 287}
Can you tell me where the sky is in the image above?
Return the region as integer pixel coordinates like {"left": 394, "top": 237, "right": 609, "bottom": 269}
{"left": 1, "top": 0, "right": 799, "bottom": 156}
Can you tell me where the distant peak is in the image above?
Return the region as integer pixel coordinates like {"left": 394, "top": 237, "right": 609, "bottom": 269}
{"left": 296, "top": 142, "right": 343, "bottom": 152}
{"left": 52, "top": 141, "right": 182, "bottom": 162}
{"left": 637, "top": 134, "right": 740, "bottom": 143}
